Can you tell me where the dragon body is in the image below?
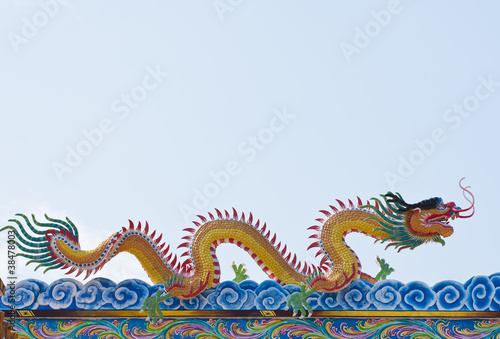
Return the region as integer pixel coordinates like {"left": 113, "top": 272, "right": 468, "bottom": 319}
{"left": 2, "top": 181, "right": 474, "bottom": 301}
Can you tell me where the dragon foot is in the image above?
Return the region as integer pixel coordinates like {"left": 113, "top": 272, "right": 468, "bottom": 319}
{"left": 231, "top": 261, "right": 248, "bottom": 283}
{"left": 286, "top": 284, "right": 315, "bottom": 318}
{"left": 375, "top": 256, "right": 395, "bottom": 281}
{"left": 141, "top": 289, "right": 172, "bottom": 324}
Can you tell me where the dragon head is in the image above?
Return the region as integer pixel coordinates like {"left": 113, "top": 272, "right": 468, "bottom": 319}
{"left": 365, "top": 178, "right": 474, "bottom": 251}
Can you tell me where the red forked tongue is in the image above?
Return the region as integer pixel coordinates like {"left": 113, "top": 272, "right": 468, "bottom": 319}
{"left": 454, "top": 177, "right": 475, "bottom": 218}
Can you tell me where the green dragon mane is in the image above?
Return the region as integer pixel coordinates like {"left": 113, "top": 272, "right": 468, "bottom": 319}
{"left": 361, "top": 192, "right": 446, "bottom": 252}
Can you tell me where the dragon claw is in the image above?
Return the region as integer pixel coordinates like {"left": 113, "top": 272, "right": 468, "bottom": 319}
{"left": 375, "top": 256, "right": 395, "bottom": 281}
{"left": 286, "top": 283, "right": 316, "bottom": 318}
{"left": 232, "top": 262, "right": 249, "bottom": 283}
{"left": 141, "top": 287, "right": 172, "bottom": 323}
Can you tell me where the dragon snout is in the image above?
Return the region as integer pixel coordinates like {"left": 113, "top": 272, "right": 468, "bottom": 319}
{"left": 441, "top": 202, "right": 460, "bottom": 219}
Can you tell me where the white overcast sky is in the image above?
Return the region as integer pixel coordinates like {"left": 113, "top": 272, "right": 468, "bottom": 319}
{"left": 0, "top": 1, "right": 499, "bottom": 287}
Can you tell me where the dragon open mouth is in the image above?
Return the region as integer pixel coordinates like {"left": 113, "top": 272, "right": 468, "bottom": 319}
{"left": 426, "top": 214, "right": 453, "bottom": 227}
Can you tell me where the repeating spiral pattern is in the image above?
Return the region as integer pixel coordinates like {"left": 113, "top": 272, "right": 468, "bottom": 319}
{"left": 3, "top": 274, "right": 500, "bottom": 311}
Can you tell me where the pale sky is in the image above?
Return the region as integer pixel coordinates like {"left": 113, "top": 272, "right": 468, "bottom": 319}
{"left": 0, "top": 0, "right": 499, "bottom": 287}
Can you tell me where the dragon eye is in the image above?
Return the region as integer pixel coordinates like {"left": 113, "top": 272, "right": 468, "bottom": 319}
{"left": 437, "top": 202, "right": 446, "bottom": 210}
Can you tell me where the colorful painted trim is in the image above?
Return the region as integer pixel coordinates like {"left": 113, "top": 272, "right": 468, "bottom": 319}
{"left": 12, "top": 318, "right": 500, "bottom": 339}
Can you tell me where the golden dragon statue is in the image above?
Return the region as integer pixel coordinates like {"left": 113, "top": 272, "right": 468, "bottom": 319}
{"left": 1, "top": 179, "right": 474, "bottom": 318}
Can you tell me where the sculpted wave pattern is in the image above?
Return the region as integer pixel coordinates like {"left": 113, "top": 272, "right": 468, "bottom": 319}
{"left": 3, "top": 273, "right": 500, "bottom": 311}
{"left": 12, "top": 318, "right": 500, "bottom": 339}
